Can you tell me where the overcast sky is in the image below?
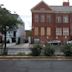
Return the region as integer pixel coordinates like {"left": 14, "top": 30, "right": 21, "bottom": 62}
{"left": 0, "top": 0, "right": 72, "bottom": 30}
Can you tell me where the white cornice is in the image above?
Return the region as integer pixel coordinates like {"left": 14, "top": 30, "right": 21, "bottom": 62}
{"left": 31, "top": 10, "right": 53, "bottom": 13}
{"left": 31, "top": 10, "right": 72, "bottom": 13}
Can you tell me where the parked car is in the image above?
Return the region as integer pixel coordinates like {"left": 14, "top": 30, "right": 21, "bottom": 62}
{"left": 67, "top": 40, "right": 72, "bottom": 44}
{"left": 47, "top": 40, "right": 61, "bottom": 45}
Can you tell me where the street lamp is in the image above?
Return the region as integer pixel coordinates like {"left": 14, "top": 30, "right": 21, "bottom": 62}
{"left": 65, "top": 36, "right": 67, "bottom": 44}
{"left": 56, "top": 36, "right": 58, "bottom": 39}
{"left": 47, "top": 36, "right": 49, "bottom": 39}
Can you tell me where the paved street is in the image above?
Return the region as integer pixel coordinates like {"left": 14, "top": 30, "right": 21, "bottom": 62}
{"left": 0, "top": 60, "right": 72, "bottom": 72}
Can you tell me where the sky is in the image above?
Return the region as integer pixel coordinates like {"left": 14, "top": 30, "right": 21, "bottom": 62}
{"left": 0, "top": 0, "right": 72, "bottom": 30}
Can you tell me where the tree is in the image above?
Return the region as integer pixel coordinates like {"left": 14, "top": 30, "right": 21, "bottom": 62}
{"left": 0, "top": 5, "right": 23, "bottom": 55}
{"left": 31, "top": 44, "right": 42, "bottom": 56}
{"left": 62, "top": 44, "right": 72, "bottom": 56}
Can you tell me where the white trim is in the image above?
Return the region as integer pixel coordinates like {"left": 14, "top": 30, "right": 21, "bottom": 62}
{"left": 31, "top": 10, "right": 72, "bottom": 13}
{"left": 31, "top": 10, "right": 53, "bottom": 13}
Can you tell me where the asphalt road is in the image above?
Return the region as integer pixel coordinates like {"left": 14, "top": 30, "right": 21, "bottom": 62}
{"left": 0, "top": 60, "right": 72, "bottom": 72}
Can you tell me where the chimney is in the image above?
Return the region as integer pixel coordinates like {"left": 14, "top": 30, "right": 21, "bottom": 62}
{"left": 63, "top": 2, "right": 69, "bottom": 6}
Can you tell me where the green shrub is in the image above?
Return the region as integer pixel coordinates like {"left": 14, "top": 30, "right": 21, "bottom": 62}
{"left": 62, "top": 44, "right": 72, "bottom": 56}
{"left": 44, "top": 44, "right": 55, "bottom": 56}
{"left": 17, "top": 52, "right": 26, "bottom": 56}
{"left": 26, "top": 53, "right": 32, "bottom": 56}
{"left": 16, "top": 52, "right": 32, "bottom": 56}
{"left": 31, "top": 44, "right": 42, "bottom": 56}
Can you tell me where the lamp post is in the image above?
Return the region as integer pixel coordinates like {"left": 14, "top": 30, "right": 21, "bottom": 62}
{"left": 65, "top": 36, "right": 67, "bottom": 44}
{"left": 47, "top": 36, "right": 49, "bottom": 43}
{"left": 47, "top": 36, "right": 49, "bottom": 39}
{"left": 56, "top": 36, "right": 58, "bottom": 39}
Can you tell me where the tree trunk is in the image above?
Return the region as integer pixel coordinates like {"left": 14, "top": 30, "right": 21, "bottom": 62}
{"left": 3, "top": 27, "right": 7, "bottom": 55}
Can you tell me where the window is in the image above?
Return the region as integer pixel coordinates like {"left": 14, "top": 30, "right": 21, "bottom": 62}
{"left": 40, "top": 14, "right": 45, "bottom": 22}
{"left": 47, "top": 15, "right": 51, "bottom": 23}
{"left": 34, "top": 27, "right": 38, "bottom": 36}
{"left": 34, "top": 14, "right": 39, "bottom": 22}
{"left": 63, "top": 15, "right": 69, "bottom": 23}
{"left": 47, "top": 27, "right": 51, "bottom": 35}
{"left": 63, "top": 28, "right": 69, "bottom": 36}
{"left": 56, "top": 28, "right": 62, "bottom": 36}
{"left": 41, "top": 27, "right": 45, "bottom": 36}
{"left": 56, "top": 16, "right": 62, "bottom": 23}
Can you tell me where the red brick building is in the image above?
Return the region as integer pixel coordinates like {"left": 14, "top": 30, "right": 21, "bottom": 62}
{"left": 31, "top": 1, "right": 72, "bottom": 43}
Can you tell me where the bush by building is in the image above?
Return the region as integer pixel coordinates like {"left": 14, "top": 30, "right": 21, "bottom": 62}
{"left": 31, "top": 44, "right": 42, "bottom": 56}
{"left": 44, "top": 44, "right": 55, "bottom": 56}
{"left": 16, "top": 52, "right": 26, "bottom": 56}
{"left": 62, "top": 44, "right": 72, "bottom": 56}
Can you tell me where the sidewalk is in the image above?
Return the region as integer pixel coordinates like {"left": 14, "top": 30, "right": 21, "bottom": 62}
{"left": 6, "top": 43, "right": 32, "bottom": 55}
{"left": 7, "top": 43, "right": 31, "bottom": 48}
{"left": 7, "top": 43, "right": 16, "bottom": 47}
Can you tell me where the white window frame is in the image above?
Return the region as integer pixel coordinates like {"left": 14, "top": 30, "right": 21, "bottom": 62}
{"left": 47, "top": 27, "right": 51, "bottom": 35}
{"left": 56, "top": 16, "right": 62, "bottom": 23}
{"left": 63, "top": 15, "right": 69, "bottom": 23}
{"left": 34, "top": 14, "right": 39, "bottom": 22}
{"left": 34, "top": 27, "right": 38, "bottom": 36}
{"left": 41, "top": 27, "right": 45, "bottom": 36}
{"left": 63, "top": 28, "right": 69, "bottom": 36}
{"left": 56, "top": 28, "right": 62, "bottom": 36}
{"left": 40, "top": 14, "right": 45, "bottom": 22}
{"left": 47, "top": 15, "right": 51, "bottom": 23}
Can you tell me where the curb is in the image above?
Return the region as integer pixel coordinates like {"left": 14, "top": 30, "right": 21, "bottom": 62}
{"left": 0, "top": 56, "right": 72, "bottom": 60}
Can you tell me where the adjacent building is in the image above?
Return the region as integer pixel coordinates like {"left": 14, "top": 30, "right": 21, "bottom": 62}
{"left": 4, "top": 14, "right": 25, "bottom": 43}
{"left": 16, "top": 24, "right": 25, "bottom": 43}
{"left": 31, "top": 1, "right": 72, "bottom": 43}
